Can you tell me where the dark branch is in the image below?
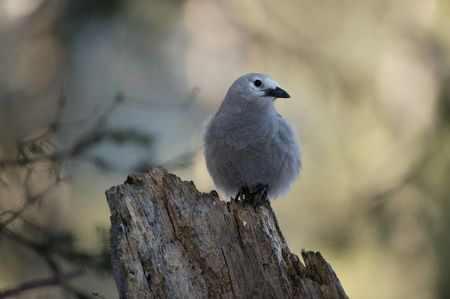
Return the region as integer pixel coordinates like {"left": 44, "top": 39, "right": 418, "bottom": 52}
{"left": 0, "top": 270, "right": 82, "bottom": 299}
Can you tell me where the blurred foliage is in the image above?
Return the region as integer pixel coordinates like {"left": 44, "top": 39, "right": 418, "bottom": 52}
{"left": 0, "top": 94, "right": 159, "bottom": 297}
{"left": 66, "top": 0, "right": 125, "bottom": 19}
{"left": 1, "top": 0, "right": 450, "bottom": 298}
{"left": 86, "top": 128, "right": 153, "bottom": 149}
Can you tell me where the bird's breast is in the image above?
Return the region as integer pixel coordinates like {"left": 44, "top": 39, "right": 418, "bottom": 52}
{"left": 222, "top": 115, "right": 279, "bottom": 150}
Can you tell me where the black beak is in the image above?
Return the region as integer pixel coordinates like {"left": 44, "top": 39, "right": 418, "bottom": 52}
{"left": 265, "top": 87, "right": 290, "bottom": 98}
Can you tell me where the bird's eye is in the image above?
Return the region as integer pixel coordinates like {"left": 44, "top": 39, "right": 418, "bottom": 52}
{"left": 253, "top": 80, "right": 262, "bottom": 87}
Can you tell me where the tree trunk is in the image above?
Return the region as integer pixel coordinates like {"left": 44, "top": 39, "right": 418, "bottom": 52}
{"left": 105, "top": 167, "right": 348, "bottom": 299}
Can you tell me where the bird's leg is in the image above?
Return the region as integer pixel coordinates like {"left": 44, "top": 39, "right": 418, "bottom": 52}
{"left": 233, "top": 186, "right": 249, "bottom": 203}
{"left": 253, "top": 184, "right": 269, "bottom": 207}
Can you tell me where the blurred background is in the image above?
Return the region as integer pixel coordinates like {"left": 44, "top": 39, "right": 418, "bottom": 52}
{"left": 1, "top": 0, "right": 449, "bottom": 298}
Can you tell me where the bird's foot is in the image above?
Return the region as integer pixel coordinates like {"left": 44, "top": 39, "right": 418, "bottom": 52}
{"left": 232, "top": 186, "right": 250, "bottom": 204}
{"left": 253, "top": 184, "right": 269, "bottom": 207}
{"left": 233, "top": 185, "right": 269, "bottom": 207}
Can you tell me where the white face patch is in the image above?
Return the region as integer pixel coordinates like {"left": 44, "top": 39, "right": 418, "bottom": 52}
{"left": 247, "top": 75, "right": 280, "bottom": 96}
{"left": 263, "top": 78, "right": 280, "bottom": 91}
{"left": 233, "top": 73, "right": 287, "bottom": 101}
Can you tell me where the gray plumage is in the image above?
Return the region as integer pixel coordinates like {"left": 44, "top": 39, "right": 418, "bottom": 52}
{"left": 204, "top": 73, "right": 301, "bottom": 200}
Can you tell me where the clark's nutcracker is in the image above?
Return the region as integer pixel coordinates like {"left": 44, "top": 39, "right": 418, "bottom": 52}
{"left": 204, "top": 73, "right": 301, "bottom": 205}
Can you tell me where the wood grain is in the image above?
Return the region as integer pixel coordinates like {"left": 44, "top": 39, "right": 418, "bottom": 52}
{"left": 106, "top": 167, "right": 348, "bottom": 299}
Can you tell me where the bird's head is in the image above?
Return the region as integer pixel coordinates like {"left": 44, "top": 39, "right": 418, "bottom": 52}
{"left": 227, "top": 73, "right": 290, "bottom": 105}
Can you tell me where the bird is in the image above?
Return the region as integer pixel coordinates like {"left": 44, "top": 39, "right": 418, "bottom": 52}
{"left": 203, "top": 73, "right": 301, "bottom": 206}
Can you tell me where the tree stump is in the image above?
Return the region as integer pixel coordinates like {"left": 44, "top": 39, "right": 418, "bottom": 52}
{"left": 105, "top": 167, "right": 348, "bottom": 299}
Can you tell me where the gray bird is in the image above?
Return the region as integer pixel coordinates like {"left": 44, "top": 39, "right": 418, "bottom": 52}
{"left": 204, "top": 73, "right": 301, "bottom": 205}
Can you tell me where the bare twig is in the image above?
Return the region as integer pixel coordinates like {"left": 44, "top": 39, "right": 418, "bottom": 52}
{"left": 0, "top": 270, "right": 82, "bottom": 299}
{"left": 16, "top": 95, "right": 64, "bottom": 151}
{"left": 0, "top": 176, "right": 69, "bottom": 229}
{"left": 120, "top": 87, "right": 200, "bottom": 110}
{"left": 160, "top": 146, "right": 201, "bottom": 169}
{"left": 92, "top": 292, "right": 107, "bottom": 299}
{"left": 0, "top": 95, "right": 118, "bottom": 169}
{"left": 0, "top": 88, "right": 199, "bottom": 298}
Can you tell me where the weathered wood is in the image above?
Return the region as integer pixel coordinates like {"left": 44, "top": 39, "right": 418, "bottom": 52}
{"left": 105, "top": 167, "right": 348, "bottom": 299}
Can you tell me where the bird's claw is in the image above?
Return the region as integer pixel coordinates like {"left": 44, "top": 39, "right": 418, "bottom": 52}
{"left": 233, "top": 185, "right": 269, "bottom": 207}
{"left": 253, "top": 184, "right": 268, "bottom": 207}
{"left": 233, "top": 186, "right": 249, "bottom": 204}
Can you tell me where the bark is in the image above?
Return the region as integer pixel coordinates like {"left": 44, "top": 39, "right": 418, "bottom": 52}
{"left": 105, "top": 167, "right": 348, "bottom": 299}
